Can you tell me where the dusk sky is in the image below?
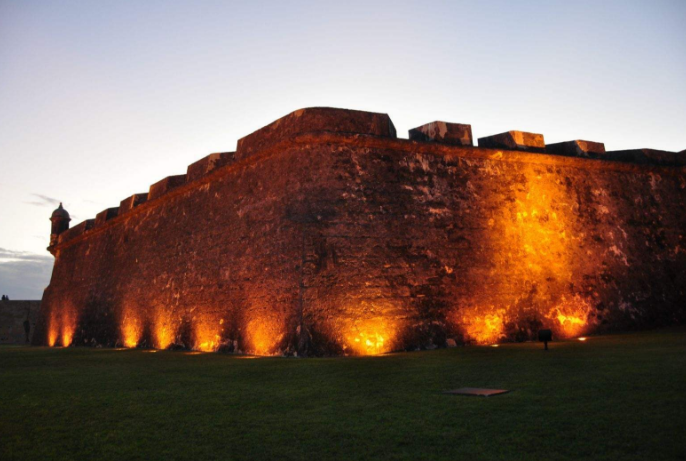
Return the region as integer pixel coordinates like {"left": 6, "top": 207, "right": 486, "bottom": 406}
{"left": 1, "top": 0, "right": 684, "bottom": 299}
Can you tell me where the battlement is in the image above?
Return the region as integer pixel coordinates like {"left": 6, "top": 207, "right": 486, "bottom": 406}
{"left": 603, "top": 148, "right": 685, "bottom": 166}
{"left": 546, "top": 140, "right": 606, "bottom": 158}
{"left": 52, "top": 107, "right": 685, "bottom": 249}
{"left": 235, "top": 107, "right": 397, "bottom": 160}
{"left": 119, "top": 193, "right": 148, "bottom": 215}
{"left": 187, "top": 152, "right": 235, "bottom": 182}
{"left": 478, "top": 130, "right": 546, "bottom": 153}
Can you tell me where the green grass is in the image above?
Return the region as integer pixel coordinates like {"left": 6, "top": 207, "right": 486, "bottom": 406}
{"left": 1, "top": 328, "right": 685, "bottom": 461}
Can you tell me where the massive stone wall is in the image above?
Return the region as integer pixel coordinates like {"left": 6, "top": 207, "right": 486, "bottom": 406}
{"left": 34, "top": 108, "right": 686, "bottom": 355}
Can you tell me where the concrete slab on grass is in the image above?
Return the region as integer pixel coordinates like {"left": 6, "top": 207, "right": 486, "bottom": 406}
{"left": 443, "top": 388, "right": 510, "bottom": 397}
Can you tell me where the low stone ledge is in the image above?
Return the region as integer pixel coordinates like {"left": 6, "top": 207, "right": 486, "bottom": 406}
{"left": 58, "top": 219, "right": 94, "bottom": 244}
{"left": 478, "top": 130, "right": 545, "bottom": 153}
{"left": 148, "top": 175, "right": 187, "bottom": 201}
{"left": 119, "top": 193, "right": 148, "bottom": 215}
{"left": 606, "top": 148, "right": 685, "bottom": 167}
{"left": 187, "top": 152, "right": 235, "bottom": 183}
{"left": 409, "top": 121, "right": 473, "bottom": 146}
{"left": 94, "top": 207, "right": 119, "bottom": 227}
{"left": 546, "top": 140, "right": 605, "bottom": 158}
{"left": 235, "top": 107, "right": 397, "bottom": 160}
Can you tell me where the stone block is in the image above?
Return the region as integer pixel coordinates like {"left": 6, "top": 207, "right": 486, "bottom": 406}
{"left": 187, "top": 152, "right": 235, "bottom": 183}
{"left": 236, "top": 107, "right": 397, "bottom": 160}
{"left": 119, "top": 193, "right": 148, "bottom": 215}
{"left": 546, "top": 140, "right": 606, "bottom": 158}
{"left": 478, "top": 131, "right": 545, "bottom": 153}
{"left": 94, "top": 207, "right": 119, "bottom": 227}
{"left": 148, "top": 175, "right": 187, "bottom": 201}
{"left": 606, "top": 148, "right": 685, "bottom": 167}
{"left": 409, "top": 121, "right": 473, "bottom": 146}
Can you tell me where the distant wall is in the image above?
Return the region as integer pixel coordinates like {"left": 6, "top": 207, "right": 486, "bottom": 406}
{"left": 34, "top": 108, "right": 686, "bottom": 355}
{"left": 1, "top": 301, "right": 40, "bottom": 344}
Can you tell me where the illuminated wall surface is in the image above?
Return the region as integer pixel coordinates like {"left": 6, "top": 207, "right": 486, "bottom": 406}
{"left": 34, "top": 108, "right": 686, "bottom": 355}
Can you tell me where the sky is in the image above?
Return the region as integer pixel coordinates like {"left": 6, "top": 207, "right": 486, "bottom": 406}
{"left": 0, "top": 0, "right": 685, "bottom": 299}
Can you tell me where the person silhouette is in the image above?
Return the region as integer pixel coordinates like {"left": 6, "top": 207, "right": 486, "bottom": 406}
{"left": 23, "top": 318, "right": 31, "bottom": 343}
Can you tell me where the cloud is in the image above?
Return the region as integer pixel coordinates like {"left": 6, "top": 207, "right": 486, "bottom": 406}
{"left": 24, "top": 193, "right": 61, "bottom": 208}
{"left": 0, "top": 248, "right": 53, "bottom": 300}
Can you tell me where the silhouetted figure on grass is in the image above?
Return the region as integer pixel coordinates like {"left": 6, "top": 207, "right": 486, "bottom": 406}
{"left": 23, "top": 318, "right": 30, "bottom": 343}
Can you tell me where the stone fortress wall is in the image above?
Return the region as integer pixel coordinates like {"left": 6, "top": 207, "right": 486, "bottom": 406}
{"left": 1, "top": 300, "right": 40, "bottom": 344}
{"left": 34, "top": 108, "right": 686, "bottom": 355}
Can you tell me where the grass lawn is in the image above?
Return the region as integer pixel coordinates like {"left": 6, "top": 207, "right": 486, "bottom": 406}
{"left": 1, "top": 328, "right": 685, "bottom": 461}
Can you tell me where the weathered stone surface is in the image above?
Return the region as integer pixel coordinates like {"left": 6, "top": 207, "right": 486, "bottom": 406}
{"left": 236, "top": 107, "right": 396, "bottom": 160}
{"left": 119, "top": 193, "right": 148, "bottom": 215}
{"left": 409, "top": 121, "right": 473, "bottom": 146}
{"left": 478, "top": 131, "right": 545, "bottom": 152}
{"left": 186, "top": 152, "right": 235, "bottom": 183}
{"left": 546, "top": 140, "right": 606, "bottom": 158}
{"left": 35, "top": 109, "right": 686, "bottom": 356}
{"left": 148, "top": 175, "right": 187, "bottom": 201}
{"left": 606, "top": 148, "right": 685, "bottom": 167}
{"left": 95, "top": 207, "right": 119, "bottom": 227}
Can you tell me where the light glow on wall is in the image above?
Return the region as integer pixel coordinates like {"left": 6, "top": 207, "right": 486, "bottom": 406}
{"left": 453, "top": 164, "right": 591, "bottom": 344}
{"left": 343, "top": 316, "right": 397, "bottom": 356}
{"left": 153, "top": 308, "right": 176, "bottom": 350}
{"left": 460, "top": 308, "right": 506, "bottom": 345}
{"left": 121, "top": 306, "right": 143, "bottom": 348}
{"left": 246, "top": 316, "right": 284, "bottom": 355}
{"left": 550, "top": 295, "right": 592, "bottom": 337}
{"left": 193, "top": 315, "right": 223, "bottom": 352}
{"left": 47, "top": 309, "right": 58, "bottom": 347}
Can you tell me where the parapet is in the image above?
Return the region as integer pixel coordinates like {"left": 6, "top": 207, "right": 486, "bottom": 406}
{"left": 409, "top": 122, "right": 473, "bottom": 146}
{"left": 605, "top": 148, "right": 686, "bottom": 167}
{"left": 149, "top": 175, "right": 187, "bottom": 201}
{"left": 50, "top": 107, "right": 686, "bottom": 249}
{"left": 478, "top": 131, "right": 546, "bottom": 153}
{"left": 120, "top": 193, "right": 148, "bottom": 215}
{"left": 546, "top": 140, "right": 606, "bottom": 159}
{"left": 95, "top": 207, "right": 119, "bottom": 227}
{"left": 187, "top": 152, "right": 235, "bottom": 182}
{"left": 235, "top": 107, "right": 397, "bottom": 160}
{"left": 58, "top": 219, "right": 94, "bottom": 245}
